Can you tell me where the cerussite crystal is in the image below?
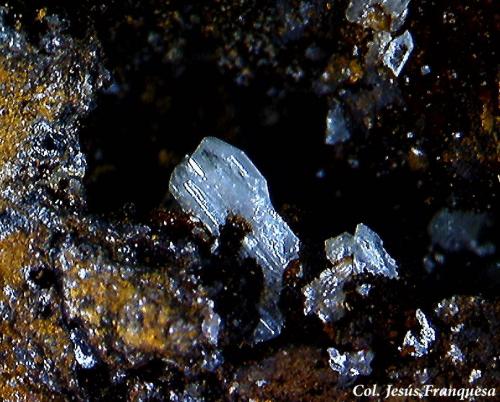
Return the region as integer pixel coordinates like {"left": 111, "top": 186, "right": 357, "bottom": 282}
{"left": 169, "top": 137, "right": 300, "bottom": 342}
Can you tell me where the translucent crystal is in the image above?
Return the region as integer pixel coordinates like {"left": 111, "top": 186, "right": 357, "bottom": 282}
{"left": 365, "top": 31, "right": 393, "bottom": 67}
{"left": 169, "top": 137, "right": 300, "bottom": 343}
{"left": 421, "top": 65, "right": 431, "bottom": 75}
{"left": 201, "top": 300, "right": 221, "bottom": 346}
{"left": 325, "top": 101, "right": 351, "bottom": 145}
{"left": 356, "top": 283, "right": 372, "bottom": 296}
{"left": 327, "top": 347, "right": 374, "bottom": 383}
{"left": 383, "top": 30, "right": 414, "bottom": 77}
{"left": 401, "top": 309, "right": 436, "bottom": 357}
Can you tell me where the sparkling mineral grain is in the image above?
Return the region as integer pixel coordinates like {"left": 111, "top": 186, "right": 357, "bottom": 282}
{"left": 303, "top": 267, "right": 347, "bottom": 323}
{"left": 401, "top": 309, "right": 436, "bottom": 357}
{"left": 327, "top": 347, "right": 374, "bottom": 384}
{"left": 169, "top": 137, "right": 300, "bottom": 342}
{"left": 325, "top": 101, "right": 351, "bottom": 145}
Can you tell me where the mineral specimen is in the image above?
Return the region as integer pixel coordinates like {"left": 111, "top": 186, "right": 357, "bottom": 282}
{"left": 169, "top": 136, "right": 300, "bottom": 342}
{"left": 324, "top": 223, "right": 398, "bottom": 277}
{"left": 350, "top": 223, "right": 399, "bottom": 278}
{"left": 0, "top": 0, "right": 497, "bottom": 399}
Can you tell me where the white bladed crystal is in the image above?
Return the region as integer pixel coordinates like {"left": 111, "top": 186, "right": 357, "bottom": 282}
{"left": 169, "top": 137, "right": 300, "bottom": 343}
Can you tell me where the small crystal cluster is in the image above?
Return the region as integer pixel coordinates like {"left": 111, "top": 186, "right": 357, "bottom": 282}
{"left": 302, "top": 224, "right": 398, "bottom": 382}
{"left": 303, "top": 223, "right": 398, "bottom": 323}
{"left": 327, "top": 347, "right": 374, "bottom": 384}
{"left": 382, "top": 30, "right": 414, "bottom": 77}
{"left": 347, "top": 0, "right": 414, "bottom": 76}
{"left": 324, "top": 0, "right": 414, "bottom": 144}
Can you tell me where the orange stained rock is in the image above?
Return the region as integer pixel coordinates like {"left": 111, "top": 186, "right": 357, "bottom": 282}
{"left": 0, "top": 231, "right": 77, "bottom": 399}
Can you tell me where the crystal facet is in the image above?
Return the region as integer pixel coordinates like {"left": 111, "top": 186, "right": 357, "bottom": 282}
{"left": 353, "top": 223, "right": 399, "bottom": 278}
{"left": 383, "top": 30, "right": 414, "bottom": 77}
{"left": 428, "top": 208, "right": 495, "bottom": 256}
